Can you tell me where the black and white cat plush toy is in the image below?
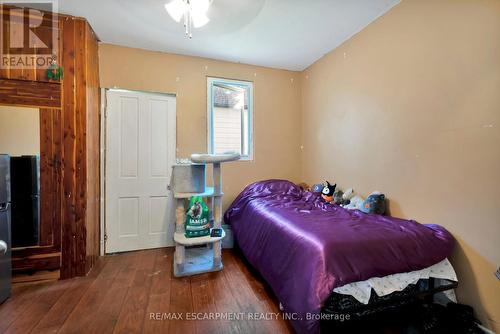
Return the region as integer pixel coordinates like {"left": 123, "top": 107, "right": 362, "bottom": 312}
{"left": 321, "top": 181, "right": 336, "bottom": 203}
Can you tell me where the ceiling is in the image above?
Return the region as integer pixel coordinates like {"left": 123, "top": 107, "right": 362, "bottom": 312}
{"left": 58, "top": 0, "right": 400, "bottom": 71}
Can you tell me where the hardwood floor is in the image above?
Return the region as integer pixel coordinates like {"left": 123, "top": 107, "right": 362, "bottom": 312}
{"left": 0, "top": 248, "right": 294, "bottom": 334}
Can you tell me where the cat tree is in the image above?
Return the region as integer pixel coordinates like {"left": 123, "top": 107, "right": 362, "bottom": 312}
{"left": 171, "top": 153, "right": 239, "bottom": 277}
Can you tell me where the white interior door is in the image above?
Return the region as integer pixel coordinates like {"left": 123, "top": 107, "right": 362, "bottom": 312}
{"left": 105, "top": 89, "right": 176, "bottom": 253}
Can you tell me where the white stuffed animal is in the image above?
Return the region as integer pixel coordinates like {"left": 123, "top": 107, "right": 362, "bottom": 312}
{"left": 344, "top": 195, "right": 365, "bottom": 210}
{"left": 340, "top": 188, "right": 355, "bottom": 207}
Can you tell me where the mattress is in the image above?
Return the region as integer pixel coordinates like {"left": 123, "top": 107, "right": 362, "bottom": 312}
{"left": 333, "top": 258, "right": 457, "bottom": 304}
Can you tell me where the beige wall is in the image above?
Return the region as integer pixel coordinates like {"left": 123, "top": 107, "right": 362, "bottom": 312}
{"left": 99, "top": 44, "right": 302, "bottom": 209}
{"left": 0, "top": 105, "right": 40, "bottom": 156}
{"left": 300, "top": 0, "right": 500, "bottom": 330}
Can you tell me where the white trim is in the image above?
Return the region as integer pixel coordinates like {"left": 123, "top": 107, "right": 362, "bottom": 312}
{"left": 207, "top": 77, "right": 254, "bottom": 160}
{"left": 99, "top": 88, "right": 106, "bottom": 256}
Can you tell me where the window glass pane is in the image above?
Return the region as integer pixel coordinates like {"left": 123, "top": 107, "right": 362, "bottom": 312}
{"left": 210, "top": 80, "right": 251, "bottom": 158}
{"left": 213, "top": 105, "right": 241, "bottom": 154}
{"left": 242, "top": 108, "right": 249, "bottom": 155}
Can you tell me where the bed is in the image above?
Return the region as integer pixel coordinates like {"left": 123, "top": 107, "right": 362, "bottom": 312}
{"left": 224, "top": 180, "right": 456, "bottom": 333}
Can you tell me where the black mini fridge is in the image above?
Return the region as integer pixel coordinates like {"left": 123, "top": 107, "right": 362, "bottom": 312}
{"left": 10, "top": 155, "right": 39, "bottom": 247}
{"left": 0, "top": 154, "right": 12, "bottom": 304}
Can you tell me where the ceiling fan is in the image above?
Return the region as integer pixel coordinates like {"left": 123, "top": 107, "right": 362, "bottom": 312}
{"left": 164, "top": 0, "right": 211, "bottom": 38}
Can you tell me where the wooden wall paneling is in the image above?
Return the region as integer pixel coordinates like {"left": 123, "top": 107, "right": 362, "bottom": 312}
{"left": 11, "top": 107, "right": 62, "bottom": 274}
{"left": 0, "top": 78, "right": 63, "bottom": 276}
{"left": 86, "top": 23, "right": 100, "bottom": 269}
{"left": 18, "top": 7, "right": 36, "bottom": 81}
{"left": 39, "top": 108, "right": 54, "bottom": 246}
{"left": 2, "top": 6, "right": 32, "bottom": 81}
{"left": 85, "top": 22, "right": 100, "bottom": 272}
{"left": 12, "top": 245, "right": 59, "bottom": 258}
{"left": 38, "top": 107, "right": 62, "bottom": 247}
{"left": 1, "top": 9, "right": 101, "bottom": 279}
{"left": 0, "top": 78, "right": 61, "bottom": 107}
{"left": 2, "top": 6, "right": 30, "bottom": 80}
{"left": 0, "top": 5, "right": 61, "bottom": 82}
{"left": 60, "top": 16, "right": 79, "bottom": 279}
{"left": 0, "top": 9, "right": 10, "bottom": 79}
{"left": 12, "top": 252, "right": 61, "bottom": 272}
{"left": 74, "top": 18, "right": 88, "bottom": 278}
{"left": 33, "top": 12, "right": 62, "bottom": 82}
{"left": 52, "top": 107, "right": 62, "bottom": 252}
{"left": 11, "top": 270, "right": 60, "bottom": 285}
{"left": 60, "top": 17, "right": 101, "bottom": 279}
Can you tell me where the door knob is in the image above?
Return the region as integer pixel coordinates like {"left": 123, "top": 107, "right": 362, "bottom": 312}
{"left": 0, "top": 240, "right": 7, "bottom": 255}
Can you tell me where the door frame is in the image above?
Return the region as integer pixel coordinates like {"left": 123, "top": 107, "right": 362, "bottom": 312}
{"left": 0, "top": 79, "right": 63, "bottom": 276}
{"left": 100, "top": 88, "right": 177, "bottom": 255}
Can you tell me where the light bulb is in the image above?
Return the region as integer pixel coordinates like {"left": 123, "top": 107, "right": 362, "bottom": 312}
{"left": 191, "top": 11, "right": 209, "bottom": 28}
{"left": 190, "top": 0, "right": 210, "bottom": 13}
{"left": 165, "top": 0, "right": 211, "bottom": 37}
{"left": 165, "top": 0, "right": 187, "bottom": 23}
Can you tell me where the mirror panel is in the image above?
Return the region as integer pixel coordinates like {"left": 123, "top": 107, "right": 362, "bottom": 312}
{"left": 0, "top": 105, "right": 41, "bottom": 247}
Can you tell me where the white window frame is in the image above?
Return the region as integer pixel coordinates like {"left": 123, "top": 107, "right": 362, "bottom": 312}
{"left": 207, "top": 77, "right": 254, "bottom": 160}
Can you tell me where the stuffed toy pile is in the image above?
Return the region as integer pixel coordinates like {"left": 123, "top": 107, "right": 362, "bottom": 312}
{"left": 312, "top": 181, "right": 387, "bottom": 215}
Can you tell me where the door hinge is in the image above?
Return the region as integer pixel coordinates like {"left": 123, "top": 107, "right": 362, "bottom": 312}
{"left": 104, "top": 234, "right": 108, "bottom": 243}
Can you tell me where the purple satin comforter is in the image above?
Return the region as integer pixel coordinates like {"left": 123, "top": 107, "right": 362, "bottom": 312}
{"left": 224, "top": 180, "right": 454, "bottom": 333}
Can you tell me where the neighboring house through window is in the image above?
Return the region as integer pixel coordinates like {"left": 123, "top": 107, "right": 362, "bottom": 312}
{"left": 207, "top": 77, "right": 253, "bottom": 160}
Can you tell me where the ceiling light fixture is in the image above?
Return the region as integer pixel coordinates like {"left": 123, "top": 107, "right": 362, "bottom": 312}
{"left": 165, "top": 0, "right": 211, "bottom": 38}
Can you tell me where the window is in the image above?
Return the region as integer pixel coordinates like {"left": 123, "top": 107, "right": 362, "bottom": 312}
{"left": 207, "top": 77, "right": 253, "bottom": 160}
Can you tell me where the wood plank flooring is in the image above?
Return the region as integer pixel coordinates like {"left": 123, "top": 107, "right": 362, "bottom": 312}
{"left": 0, "top": 248, "right": 294, "bottom": 334}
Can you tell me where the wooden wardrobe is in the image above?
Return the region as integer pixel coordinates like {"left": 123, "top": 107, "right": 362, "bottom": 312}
{"left": 0, "top": 6, "right": 100, "bottom": 280}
